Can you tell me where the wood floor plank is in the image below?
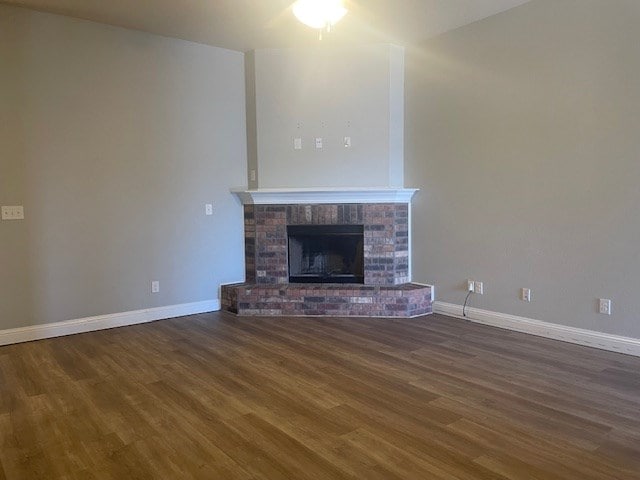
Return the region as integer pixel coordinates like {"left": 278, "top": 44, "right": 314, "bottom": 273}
{"left": 0, "top": 312, "right": 639, "bottom": 479}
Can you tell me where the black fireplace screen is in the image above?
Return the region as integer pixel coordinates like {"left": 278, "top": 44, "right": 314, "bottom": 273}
{"left": 287, "top": 224, "right": 364, "bottom": 284}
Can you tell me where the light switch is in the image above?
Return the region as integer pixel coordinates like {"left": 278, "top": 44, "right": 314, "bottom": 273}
{"left": 205, "top": 204, "right": 213, "bottom": 216}
{"left": 344, "top": 136, "right": 352, "bottom": 148}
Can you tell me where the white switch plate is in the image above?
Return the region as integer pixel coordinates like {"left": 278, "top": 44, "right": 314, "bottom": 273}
{"left": 1, "top": 206, "right": 24, "bottom": 220}
{"left": 521, "top": 288, "right": 531, "bottom": 302}
{"left": 294, "top": 138, "right": 302, "bottom": 150}
{"left": 151, "top": 281, "right": 160, "bottom": 293}
{"left": 205, "top": 204, "right": 213, "bottom": 216}
{"left": 467, "top": 279, "right": 474, "bottom": 292}
{"left": 344, "top": 136, "right": 352, "bottom": 148}
{"left": 599, "top": 298, "right": 611, "bottom": 315}
{"left": 250, "top": 170, "right": 256, "bottom": 182}
{"left": 315, "top": 137, "right": 323, "bottom": 149}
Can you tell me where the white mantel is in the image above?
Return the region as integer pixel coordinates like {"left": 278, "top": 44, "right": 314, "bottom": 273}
{"left": 231, "top": 187, "right": 419, "bottom": 205}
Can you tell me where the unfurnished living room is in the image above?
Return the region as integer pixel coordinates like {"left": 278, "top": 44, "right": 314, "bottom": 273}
{"left": 1, "top": 0, "right": 640, "bottom": 478}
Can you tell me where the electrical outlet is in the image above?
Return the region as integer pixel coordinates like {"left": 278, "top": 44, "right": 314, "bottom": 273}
{"left": 315, "top": 137, "right": 323, "bottom": 149}
{"left": 205, "top": 204, "right": 213, "bottom": 216}
{"left": 250, "top": 170, "right": 256, "bottom": 182}
{"left": 521, "top": 288, "right": 531, "bottom": 302}
{"left": 151, "top": 281, "right": 160, "bottom": 293}
{"left": 294, "top": 138, "right": 302, "bottom": 150}
{"left": 467, "top": 280, "right": 475, "bottom": 292}
{"left": 474, "top": 281, "right": 484, "bottom": 295}
{"left": 599, "top": 298, "right": 611, "bottom": 315}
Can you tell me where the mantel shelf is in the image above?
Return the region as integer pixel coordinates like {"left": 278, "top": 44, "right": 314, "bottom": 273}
{"left": 231, "top": 187, "right": 419, "bottom": 205}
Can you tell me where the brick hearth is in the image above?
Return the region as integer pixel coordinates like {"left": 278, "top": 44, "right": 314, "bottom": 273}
{"left": 222, "top": 283, "right": 432, "bottom": 317}
{"left": 222, "top": 200, "right": 432, "bottom": 318}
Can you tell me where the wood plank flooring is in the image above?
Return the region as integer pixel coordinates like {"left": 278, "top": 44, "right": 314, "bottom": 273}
{"left": 0, "top": 312, "right": 639, "bottom": 479}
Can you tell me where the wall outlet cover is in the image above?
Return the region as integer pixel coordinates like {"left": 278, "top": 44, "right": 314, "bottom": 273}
{"left": 599, "top": 298, "right": 611, "bottom": 315}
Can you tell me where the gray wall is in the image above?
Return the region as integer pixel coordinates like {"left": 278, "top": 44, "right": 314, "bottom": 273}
{"left": 0, "top": 5, "right": 247, "bottom": 329}
{"left": 406, "top": 0, "right": 640, "bottom": 338}
{"left": 251, "top": 45, "right": 405, "bottom": 189}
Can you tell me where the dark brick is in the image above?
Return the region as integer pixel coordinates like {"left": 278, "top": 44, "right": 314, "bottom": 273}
{"left": 304, "top": 297, "right": 325, "bottom": 303}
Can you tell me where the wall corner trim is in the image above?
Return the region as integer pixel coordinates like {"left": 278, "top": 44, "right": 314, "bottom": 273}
{"left": 0, "top": 300, "right": 221, "bottom": 347}
{"left": 433, "top": 301, "right": 640, "bottom": 357}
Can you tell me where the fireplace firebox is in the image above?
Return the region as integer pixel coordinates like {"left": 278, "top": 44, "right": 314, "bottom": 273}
{"left": 287, "top": 224, "right": 364, "bottom": 284}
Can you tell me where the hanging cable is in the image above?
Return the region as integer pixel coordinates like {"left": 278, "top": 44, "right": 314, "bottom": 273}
{"left": 462, "top": 291, "right": 473, "bottom": 317}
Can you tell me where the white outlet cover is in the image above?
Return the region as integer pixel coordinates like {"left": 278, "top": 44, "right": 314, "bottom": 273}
{"left": 294, "top": 138, "right": 302, "bottom": 150}
{"left": 599, "top": 298, "right": 611, "bottom": 315}
{"left": 315, "top": 137, "right": 323, "bottom": 149}
{"left": 151, "top": 281, "right": 160, "bottom": 293}
{"left": 475, "top": 282, "right": 484, "bottom": 295}
{"left": 205, "top": 204, "right": 213, "bottom": 216}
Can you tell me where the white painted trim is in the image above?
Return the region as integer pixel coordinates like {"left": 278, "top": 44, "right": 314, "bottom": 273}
{"left": 0, "top": 300, "right": 220, "bottom": 347}
{"left": 433, "top": 301, "right": 640, "bottom": 357}
{"left": 231, "top": 187, "right": 419, "bottom": 205}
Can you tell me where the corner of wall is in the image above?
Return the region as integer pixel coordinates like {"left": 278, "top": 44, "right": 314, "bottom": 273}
{"left": 388, "top": 45, "right": 405, "bottom": 187}
{"left": 245, "top": 50, "right": 259, "bottom": 189}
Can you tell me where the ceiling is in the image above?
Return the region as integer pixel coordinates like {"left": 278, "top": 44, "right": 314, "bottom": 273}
{"left": 1, "top": 0, "right": 531, "bottom": 52}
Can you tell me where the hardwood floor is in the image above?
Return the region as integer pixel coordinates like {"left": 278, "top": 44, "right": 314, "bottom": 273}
{"left": 1, "top": 312, "right": 639, "bottom": 479}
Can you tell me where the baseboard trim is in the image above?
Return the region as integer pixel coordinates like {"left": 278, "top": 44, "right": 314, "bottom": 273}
{"left": 433, "top": 301, "right": 640, "bottom": 357}
{"left": 0, "top": 299, "right": 220, "bottom": 347}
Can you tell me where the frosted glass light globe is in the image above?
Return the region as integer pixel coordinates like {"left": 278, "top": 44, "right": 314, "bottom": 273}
{"left": 292, "top": 0, "right": 348, "bottom": 30}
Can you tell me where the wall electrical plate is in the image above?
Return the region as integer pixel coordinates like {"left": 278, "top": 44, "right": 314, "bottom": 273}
{"left": 599, "top": 298, "right": 611, "bottom": 315}
{"left": 1, "top": 206, "right": 24, "bottom": 220}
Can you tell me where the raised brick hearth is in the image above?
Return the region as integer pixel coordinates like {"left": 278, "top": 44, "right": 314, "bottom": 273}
{"left": 222, "top": 283, "right": 432, "bottom": 317}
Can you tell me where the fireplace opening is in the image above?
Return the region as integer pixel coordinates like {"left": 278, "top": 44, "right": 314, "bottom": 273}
{"left": 287, "top": 224, "right": 364, "bottom": 284}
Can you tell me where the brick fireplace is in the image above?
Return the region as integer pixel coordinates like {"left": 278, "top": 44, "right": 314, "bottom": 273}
{"left": 221, "top": 189, "right": 432, "bottom": 317}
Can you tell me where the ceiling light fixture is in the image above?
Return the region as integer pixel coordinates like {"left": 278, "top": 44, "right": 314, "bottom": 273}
{"left": 292, "top": 0, "right": 347, "bottom": 38}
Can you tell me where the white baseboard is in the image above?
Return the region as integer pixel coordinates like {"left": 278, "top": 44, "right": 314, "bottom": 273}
{"left": 0, "top": 299, "right": 220, "bottom": 347}
{"left": 433, "top": 301, "right": 640, "bottom": 357}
